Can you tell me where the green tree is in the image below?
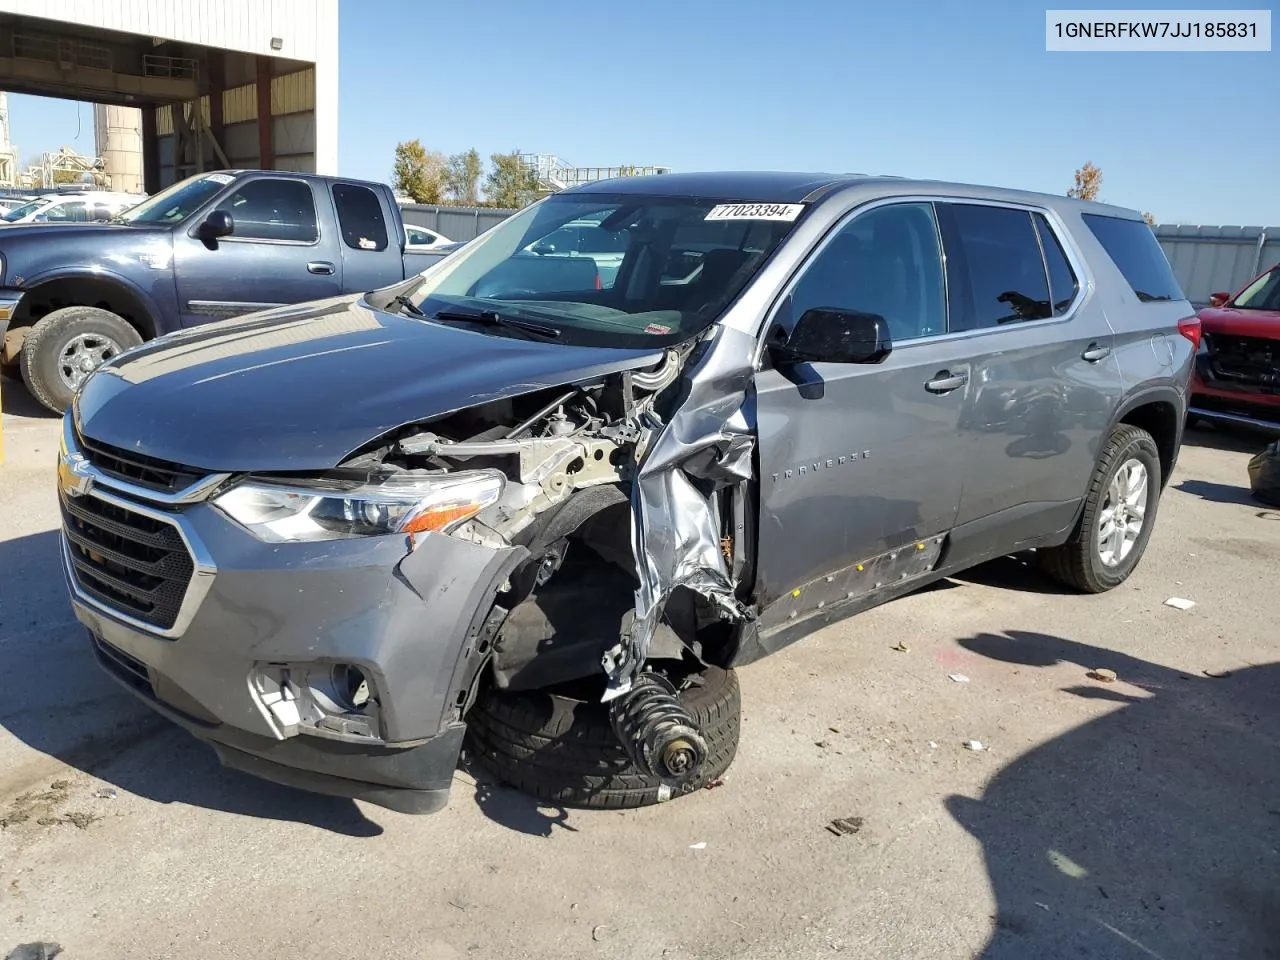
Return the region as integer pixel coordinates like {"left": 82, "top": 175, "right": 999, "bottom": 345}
{"left": 444, "top": 149, "right": 483, "bottom": 206}
{"left": 1067, "top": 161, "right": 1103, "bottom": 201}
{"left": 52, "top": 168, "right": 82, "bottom": 185}
{"left": 392, "top": 139, "right": 446, "bottom": 204}
{"left": 484, "top": 151, "right": 540, "bottom": 209}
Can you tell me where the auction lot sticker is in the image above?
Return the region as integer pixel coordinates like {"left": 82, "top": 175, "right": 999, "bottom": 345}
{"left": 705, "top": 203, "right": 805, "bottom": 222}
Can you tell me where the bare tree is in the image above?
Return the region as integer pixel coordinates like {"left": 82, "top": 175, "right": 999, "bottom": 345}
{"left": 1142, "top": 212, "right": 1156, "bottom": 227}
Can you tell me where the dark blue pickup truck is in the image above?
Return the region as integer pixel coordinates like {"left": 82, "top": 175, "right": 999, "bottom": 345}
{"left": 0, "top": 170, "right": 449, "bottom": 412}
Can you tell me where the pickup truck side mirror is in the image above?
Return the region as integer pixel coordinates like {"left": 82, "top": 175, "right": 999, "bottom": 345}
{"left": 531, "top": 240, "right": 557, "bottom": 256}
{"left": 1208, "top": 291, "right": 1231, "bottom": 308}
{"left": 197, "top": 210, "right": 235, "bottom": 241}
{"left": 771, "top": 307, "right": 893, "bottom": 365}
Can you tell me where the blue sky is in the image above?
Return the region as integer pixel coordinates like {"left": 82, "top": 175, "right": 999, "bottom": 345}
{"left": 7, "top": 0, "right": 1277, "bottom": 224}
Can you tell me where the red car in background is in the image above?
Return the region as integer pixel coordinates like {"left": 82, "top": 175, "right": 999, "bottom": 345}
{"left": 1189, "top": 262, "right": 1280, "bottom": 431}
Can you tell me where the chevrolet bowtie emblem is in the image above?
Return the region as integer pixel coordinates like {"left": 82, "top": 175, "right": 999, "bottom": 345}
{"left": 58, "top": 451, "right": 94, "bottom": 498}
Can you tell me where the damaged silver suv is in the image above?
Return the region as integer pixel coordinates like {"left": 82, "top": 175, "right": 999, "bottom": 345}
{"left": 58, "top": 172, "right": 1198, "bottom": 814}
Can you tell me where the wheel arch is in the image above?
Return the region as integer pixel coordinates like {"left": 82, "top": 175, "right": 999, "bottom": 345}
{"left": 1108, "top": 386, "right": 1185, "bottom": 490}
{"left": 9, "top": 270, "right": 161, "bottom": 343}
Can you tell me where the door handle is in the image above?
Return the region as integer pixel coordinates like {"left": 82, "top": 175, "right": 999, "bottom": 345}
{"left": 1082, "top": 343, "right": 1112, "bottom": 362}
{"left": 924, "top": 370, "right": 969, "bottom": 394}
{"left": 307, "top": 261, "right": 336, "bottom": 275}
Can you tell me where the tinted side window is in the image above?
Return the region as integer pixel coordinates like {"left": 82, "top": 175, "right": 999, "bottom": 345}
{"left": 216, "top": 179, "right": 318, "bottom": 242}
{"left": 789, "top": 202, "right": 946, "bottom": 342}
{"left": 941, "top": 204, "right": 1052, "bottom": 329}
{"left": 1034, "top": 213, "right": 1079, "bottom": 315}
{"left": 332, "top": 183, "right": 389, "bottom": 251}
{"left": 1081, "top": 213, "right": 1183, "bottom": 302}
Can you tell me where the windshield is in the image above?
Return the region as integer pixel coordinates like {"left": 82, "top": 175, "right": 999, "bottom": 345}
{"left": 408, "top": 193, "right": 803, "bottom": 347}
{"left": 2, "top": 198, "right": 52, "bottom": 222}
{"left": 118, "top": 173, "right": 234, "bottom": 224}
{"left": 1232, "top": 266, "right": 1280, "bottom": 312}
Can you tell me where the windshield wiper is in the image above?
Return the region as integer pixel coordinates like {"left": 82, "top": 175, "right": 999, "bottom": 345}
{"left": 390, "top": 295, "right": 425, "bottom": 317}
{"left": 433, "top": 308, "right": 562, "bottom": 340}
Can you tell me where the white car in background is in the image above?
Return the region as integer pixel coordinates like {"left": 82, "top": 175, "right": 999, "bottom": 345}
{"left": 404, "top": 224, "right": 453, "bottom": 249}
{"left": 1, "top": 191, "right": 144, "bottom": 225}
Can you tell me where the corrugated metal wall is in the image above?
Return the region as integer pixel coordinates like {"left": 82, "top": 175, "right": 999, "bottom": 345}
{"left": 400, "top": 204, "right": 518, "bottom": 242}
{"left": 1155, "top": 225, "right": 1279, "bottom": 307}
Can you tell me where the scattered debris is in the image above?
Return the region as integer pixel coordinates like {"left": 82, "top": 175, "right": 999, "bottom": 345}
{"left": 964, "top": 740, "right": 986, "bottom": 752}
{"left": 1035, "top": 902, "right": 1050, "bottom": 912}
{"left": 1089, "top": 668, "right": 1117, "bottom": 683}
{"left": 447, "top": 900, "right": 468, "bottom": 912}
{"left": 689, "top": 842, "right": 707, "bottom": 850}
{"left": 48, "top": 781, "right": 70, "bottom": 791}
{"left": 93, "top": 788, "right": 117, "bottom": 800}
{"left": 928, "top": 741, "right": 938, "bottom": 749}
{"left": 814, "top": 740, "right": 831, "bottom": 749}
{"left": 1202, "top": 668, "right": 1233, "bottom": 679}
{"left": 891, "top": 641, "right": 910, "bottom": 653}
{"left": 1098, "top": 886, "right": 1110, "bottom": 900}
{"left": 5, "top": 944, "right": 62, "bottom": 960}
{"left": 591, "top": 925, "right": 610, "bottom": 942}
{"left": 1163, "top": 596, "right": 1196, "bottom": 611}
{"left": 826, "top": 817, "right": 864, "bottom": 837}
{"left": 948, "top": 673, "right": 970, "bottom": 684}
{"left": 828, "top": 726, "right": 840, "bottom": 733}
{"left": 703, "top": 777, "right": 726, "bottom": 791}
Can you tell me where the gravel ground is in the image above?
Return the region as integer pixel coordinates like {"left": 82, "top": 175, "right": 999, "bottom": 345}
{"left": 2, "top": 384, "right": 1277, "bottom": 960}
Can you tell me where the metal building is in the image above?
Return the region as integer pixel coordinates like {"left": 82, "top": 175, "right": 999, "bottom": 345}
{"left": 0, "top": 0, "right": 338, "bottom": 192}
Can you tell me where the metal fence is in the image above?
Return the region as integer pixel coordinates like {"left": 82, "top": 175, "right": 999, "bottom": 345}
{"left": 1154, "top": 225, "right": 1278, "bottom": 308}
{"left": 399, "top": 203, "right": 518, "bottom": 243}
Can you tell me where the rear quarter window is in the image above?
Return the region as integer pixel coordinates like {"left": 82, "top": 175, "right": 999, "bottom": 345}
{"left": 1081, "top": 213, "right": 1183, "bottom": 303}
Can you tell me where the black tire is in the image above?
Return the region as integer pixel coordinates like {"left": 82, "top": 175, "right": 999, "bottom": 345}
{"left": 465, "top": 665, "right": 740, "bottom": 810}
{"left": 19, "top": 306, "right": 142, "bottom": 414}
{"left": 1037, "top": 423, "right": 1162, "bottom": 593}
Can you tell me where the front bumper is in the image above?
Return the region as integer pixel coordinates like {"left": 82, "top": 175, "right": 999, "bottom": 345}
{"left": 60, "top": 422, "right": 524, "bottom": 813}
{"left": 1191, "top": 360, "right": 1280, "bottom": 431}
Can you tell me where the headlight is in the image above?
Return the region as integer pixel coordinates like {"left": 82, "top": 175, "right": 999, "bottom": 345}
{"left": 213, "top": 470, "right": 504, "bottom": 542}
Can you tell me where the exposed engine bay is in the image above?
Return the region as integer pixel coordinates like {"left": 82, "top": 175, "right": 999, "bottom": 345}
{"left": 337, "top": 335, "right": 757, "bottom": 783}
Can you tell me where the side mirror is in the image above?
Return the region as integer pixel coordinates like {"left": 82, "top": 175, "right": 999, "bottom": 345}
{"left": 1208, "top": 291, "right": 1231, "bottom": 308}
{"left": 197, "top": 210, "right": 234, "bottom": 241}
{"left": 531, "top": 240, "right": 556, "bottom": 256}
{"left": 772, "top": 308, "right": 893, "bottom": 365}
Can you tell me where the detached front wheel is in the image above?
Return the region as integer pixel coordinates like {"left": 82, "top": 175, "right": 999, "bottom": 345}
{"left": 465, "top": 665, "right": 741, "bottom": 810}
{"left": 19, "top": 306, "right": 142, "bottom": 414}
{"left": 1038, "top": 423, "right": 1162, "bottom": 593}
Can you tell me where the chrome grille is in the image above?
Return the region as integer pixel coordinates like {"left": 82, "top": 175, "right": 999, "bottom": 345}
{"left": 61, "top": 492, "right": 194, "bottom": 632}
{"left": 76, "top": 431, "right": 205, "bottom": 494}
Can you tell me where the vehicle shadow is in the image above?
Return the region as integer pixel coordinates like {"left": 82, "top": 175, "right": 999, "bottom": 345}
{"left": 1183, "top": 421, "right": 1278, "bottom": 454}
{"left": 947, "top": 629, "right": 1280, "bottom": 960}
{"left": 0, "top": 378, "right": 57, "bottom": 419}
{"left": 948, "top": 554, "right": 1076, "bottom": 596}
{"left": 460, "top": 754, "right": 580, "bottom": 838}
{"left": 0, "top": 529, "right": 382, "bottom": 837}
{"left": 1173, "top": 477, "right": 1260, "bottom": 506}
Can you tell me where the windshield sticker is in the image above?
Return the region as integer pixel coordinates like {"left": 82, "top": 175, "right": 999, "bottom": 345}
{"left": 644, "top": 322, "right": 672, "bottom": 335}
{"left": 358, "top": 237, "right": 377, "bottom": 249}
{"left": 705, "top": 203, "right": 804, "bottom": 222}
{"left": 203, "top": 173, "right": 234, "bottom": 185}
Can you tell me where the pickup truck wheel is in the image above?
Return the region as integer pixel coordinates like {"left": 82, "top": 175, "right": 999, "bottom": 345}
{"left": 1037, "top": 423, "right": 1162, "bottom": 593}
{"left": 464, "top": 664, "right": 740, "bottom": 810}
{"left": 19, "top": 306, "right": 142, "bottom": 414}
